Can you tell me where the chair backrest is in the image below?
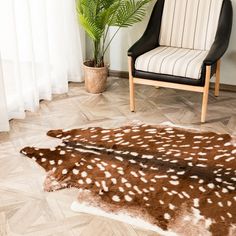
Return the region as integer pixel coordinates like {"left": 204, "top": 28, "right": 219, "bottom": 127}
{"left": 159, "top": 0, "right": 224, "bottom": 51}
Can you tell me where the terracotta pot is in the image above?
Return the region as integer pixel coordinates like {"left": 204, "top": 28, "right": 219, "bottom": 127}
{"left": 83, "top": 61, "right": 108, "bottom": 94}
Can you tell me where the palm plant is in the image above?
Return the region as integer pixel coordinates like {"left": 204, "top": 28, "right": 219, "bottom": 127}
{"left": 76, "top": 0, "right": 151, "bottom": 67}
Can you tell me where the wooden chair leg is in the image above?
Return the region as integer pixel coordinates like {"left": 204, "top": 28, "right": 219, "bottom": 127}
{"left": 201, "top": 66, "right": 211, "bottom": 123}
{"left": 215, "top": 60, "right": 221, "bottom": 97}
{"left": 128, "top": 57, "right": 135, "bottom": 112}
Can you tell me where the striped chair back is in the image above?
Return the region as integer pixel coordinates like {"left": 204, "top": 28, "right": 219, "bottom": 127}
{"left": 159, "top": 0, "right": 224, "bottom": 50}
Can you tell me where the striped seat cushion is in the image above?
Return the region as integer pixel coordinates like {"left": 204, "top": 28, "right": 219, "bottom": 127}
{"left": 135, "top": 47, "right": 208, "bottom": 79}
{"left": 159, "top": 0, "right": 223, "bottom": 50}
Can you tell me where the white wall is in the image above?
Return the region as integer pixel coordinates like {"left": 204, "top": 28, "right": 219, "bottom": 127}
{"left": 105, "top": 1, "right": 236, "bottom": 85}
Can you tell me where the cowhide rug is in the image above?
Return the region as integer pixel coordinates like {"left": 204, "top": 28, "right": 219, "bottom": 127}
{"left": 20, "top": 124, "right": 236, "bottom": 236}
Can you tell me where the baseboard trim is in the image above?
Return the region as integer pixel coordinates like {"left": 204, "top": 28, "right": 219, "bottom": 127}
{"left": 109, "top": 70, "right": 129, "bottom": 79}
{"left": 109, "top": 70, "right": 236, "bottom": 93}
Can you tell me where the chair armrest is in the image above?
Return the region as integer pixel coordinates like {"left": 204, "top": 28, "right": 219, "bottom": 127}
{"left": 127, "top": 0, "right": 165, "bottom": 60}
{"left": 204, "top": 41, "right": 229, "bottom": 66}
{"left": 127, "top": 34, "right": 158, "bottom": 59}
{"left": 203, "top": 0, "right": 233, "bottom": 66}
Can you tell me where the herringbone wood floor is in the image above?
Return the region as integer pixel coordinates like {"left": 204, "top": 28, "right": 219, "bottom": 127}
{"left": 0, "top": 77, "right": 235, "bottom": 236}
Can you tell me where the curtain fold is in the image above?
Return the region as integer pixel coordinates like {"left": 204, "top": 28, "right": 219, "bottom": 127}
{"left": 0, "top": 0, "right": 84, "bottom": 132}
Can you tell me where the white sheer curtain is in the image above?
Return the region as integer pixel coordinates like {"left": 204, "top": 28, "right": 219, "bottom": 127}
{"left": 0, "top": 0, "right": 84, "bottom": 132}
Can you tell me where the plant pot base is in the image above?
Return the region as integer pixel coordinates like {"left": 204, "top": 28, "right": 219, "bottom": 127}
{"left": 84, "top": 62, "right": 108, "bottom": 94}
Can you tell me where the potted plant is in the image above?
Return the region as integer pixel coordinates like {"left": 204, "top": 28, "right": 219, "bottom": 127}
{"left": 76, "top": 0, "right": 151, "bottom": 94}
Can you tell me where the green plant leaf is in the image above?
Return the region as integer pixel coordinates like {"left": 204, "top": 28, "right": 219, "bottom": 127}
{"left": 79, "top": 15, "right": 103, "bottom": 41}
{"left": 109, "top": 0, "right": 151, "bottom": 27}
{"left": 76, "top": 0, "right": 151, "bottom": 66}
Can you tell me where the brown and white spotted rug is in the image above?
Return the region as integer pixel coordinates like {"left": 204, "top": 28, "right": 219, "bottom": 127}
{"left": 20, "top": 124, "right": 236, "bottom": 236}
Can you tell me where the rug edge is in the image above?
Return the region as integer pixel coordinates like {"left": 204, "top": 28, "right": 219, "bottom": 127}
{"left": 70, "top": 201, "right": 178, "bottom": 236}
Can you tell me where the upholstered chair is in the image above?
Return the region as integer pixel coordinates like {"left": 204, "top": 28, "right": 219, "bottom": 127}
{"left": 128, "top": 0, "right": 233, "bottom": 123}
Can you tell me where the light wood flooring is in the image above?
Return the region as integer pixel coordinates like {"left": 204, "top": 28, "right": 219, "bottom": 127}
{"left": 0, "top": 77, "right": 236, "bottom": 236}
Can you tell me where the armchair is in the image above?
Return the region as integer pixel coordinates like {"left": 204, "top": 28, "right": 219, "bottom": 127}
{"left": 128, "top": 0, "right": 233, "bottom": 123}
